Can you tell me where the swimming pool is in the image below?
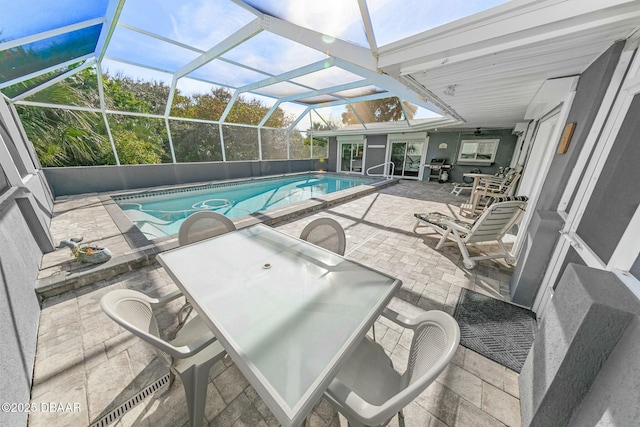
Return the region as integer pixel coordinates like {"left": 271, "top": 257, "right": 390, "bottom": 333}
{"left": 113, "top": 173, "right": 382, "bottom": 239}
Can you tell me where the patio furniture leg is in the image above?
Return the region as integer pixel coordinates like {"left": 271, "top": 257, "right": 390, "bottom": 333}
{"left": 452, "top": 230, "right": 476, "bottom": 269}
{"left": 435, "top": 228, "right": 451, "bottom": 250}
{"left": 181, "top": 358, "right": 216, "bottom": 427}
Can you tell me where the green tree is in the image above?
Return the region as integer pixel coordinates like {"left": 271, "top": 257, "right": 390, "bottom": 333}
{"left": 342, "top": 97, "right": 417, "bottom": 124}
{"left": 105, "top": 128, "right": 163, "bottom": 164}
{"left": 16, "top": 68, "right": 111, "bottom": 167}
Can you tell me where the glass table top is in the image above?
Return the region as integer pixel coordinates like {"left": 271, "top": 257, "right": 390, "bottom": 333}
{"left": 157, "top": 224, "right": 400, "bottom": 426}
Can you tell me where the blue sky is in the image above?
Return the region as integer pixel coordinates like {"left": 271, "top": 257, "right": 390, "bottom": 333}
{"left": 3, "top": 0, "right": 508, "bottom": 125}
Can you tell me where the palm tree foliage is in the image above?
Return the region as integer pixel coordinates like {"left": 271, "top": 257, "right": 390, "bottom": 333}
{"left": 12, "top": 67, "right": 294, "bottom": 167}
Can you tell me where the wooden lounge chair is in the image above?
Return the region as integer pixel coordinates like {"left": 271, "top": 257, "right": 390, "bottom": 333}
{"left": 460, "top": 168, "right": 522, "bottom": 216}
{"left": 414, "top": 197, "right": 528, "bottom": 269}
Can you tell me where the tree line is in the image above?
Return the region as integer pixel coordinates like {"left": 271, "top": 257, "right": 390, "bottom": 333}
{"left": 7, "top": 66, "right": 414, "bottom": 167}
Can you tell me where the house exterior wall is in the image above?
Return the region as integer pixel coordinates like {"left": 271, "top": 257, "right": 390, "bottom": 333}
{"left": 510, "top": 41, "right": 625, "bottom": 306}
{"left": 327, "top": 130, "right": 516, "bottom": 181}
{"left": 424, "top": 129, "right": 517, "bottom": 183}
{"left": 0, "top": 98, "right": 54, "bottom": 427}
{"left": 0, "top": 200, "right": 45, "bottom": 427}
{"left": 43, "top": 159, "right": 320, "bottom": 197}
{"left": 519, "top": 264, "right": 640, "bottom": 426}
{"left": 364, "top": 134, "right": 388, "bottom": 175}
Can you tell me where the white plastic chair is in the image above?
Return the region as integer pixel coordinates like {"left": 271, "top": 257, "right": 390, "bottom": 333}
{"left": 460, "top": 169, "right": 522, "bottom": 216}
{"left": 300, "top": 217, "right": 346, "bottom": 256}
{"left": 178, "top": 211, "right": 236, "bottom": 246}
{"left": 100, "top": 289, "right": 225, "bottom": 427}
{"left": 414, "top": 198, "right": 527, "bottom": 269}
{"left": 177, "top": 211, "right": 236, "bottom": 324}
{"left": 324, "top": 308, "right": 460, "bottom": 427}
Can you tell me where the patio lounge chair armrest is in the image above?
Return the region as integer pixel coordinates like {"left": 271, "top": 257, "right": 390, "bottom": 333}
{"left": 442, "top": 219, "right": 471, "bottom": 234}
{"left": 152, "top": 289, "right": 185, "bottom": 306}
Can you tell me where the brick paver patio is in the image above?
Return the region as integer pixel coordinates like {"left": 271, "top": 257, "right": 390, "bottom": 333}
{"left": 29, "top": 180, "right": 522, "bottom": 427}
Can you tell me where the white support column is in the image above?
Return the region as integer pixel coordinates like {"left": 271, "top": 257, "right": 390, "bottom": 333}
{"left": 258, "top": 127, "right": 263, "bottom": 161}
{"left": 357, "top": 0, "right": 378, "bottom": 57}
{"left": 235, "top": 59, "right": 334, "bottom": 94}
{"left": 13, "top": 59, "right": 96, "bottom": 101}
{"left": 347, "top": 102, "right": 368, "bottom": 128}
{"left": 262, "top": 15, "right": 377, "bottom": 71}
{"left": 0, "top": 132, "right": 24, "bottom": 185}
{"left": 96, "top": 64, "right": 120, "bottom": 166}
{"left": 277, "top": 80, "right": 369, "bottom": 103}
{"left": 286, "top": 131, "right": 290, "bottom": 160}
{"left": 0, "top": 18, "right": 105, "bottom": 52}
{"left": 8, "top": 103, "right": 41, "bottom": 169}
{"left": 0, "top": 99, "right": 36, "bottom": 174}
{"left": 102, "top": 113, "right": 120, "bottom": 165}
{"left": 310, "top": 91, "right": 403, "bottom": 109}
{"left": 165, "top": 77, "right": 178, "bottom": 117}
{"left": 287, "top": 106, "right": 312, "bottom": 132}
{"left": 96, "top": 0, "right": 127, "bottom": 62}
{"left": 117, "top": 22, "right": 205, "bottom": 54}
{"left": 0, "top": 54, "right": 94, "bottom": 90}
{"left": 333, "top": 58, "right": 451, "bottom": 116}
{"left": 218, "top": 91, "right": 240, "bottom": 124}
{"left": 175, "top": 19, "right": 263, "bottom": 79}
{"left": 165, "top": 118, "right": 177, "bottom": 163}
{"left": 258, "top": 101, "right": 282, "bottom": 127}
{"left": 219, "top": 124, "right": 227, "bottom": 162}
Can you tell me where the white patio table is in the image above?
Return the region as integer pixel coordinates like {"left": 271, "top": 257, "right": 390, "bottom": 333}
{"left": 157, "top": 223, "right": 401, "bottom": 427}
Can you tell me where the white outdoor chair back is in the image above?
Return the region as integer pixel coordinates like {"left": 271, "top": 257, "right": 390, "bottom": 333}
{"left": 178, "top": 211, "right": 236, "bottom": 246}
{"left": 101, "top": 289, "right": 225, "bottom": 427}
{"left": 300, "top": 217, "right": 346, "bottom": 256}
{"left": 324, "top": 308, "right": 460, "bottom": 427}
{"left": 414, "top": 197, "right": 527, "bottom": 269}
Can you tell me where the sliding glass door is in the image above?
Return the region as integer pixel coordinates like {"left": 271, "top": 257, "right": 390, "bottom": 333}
{"left": 389, "top": 141, "right": 424, "bottom": 179}
{"left": 339, "top": 142, "right": 364, "bottom": 174}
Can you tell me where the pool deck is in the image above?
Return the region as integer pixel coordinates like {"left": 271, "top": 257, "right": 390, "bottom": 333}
{"left": 31, "top": 179, "right": 522, "bottom": 427}
{"left": 37, "top": 176, "right": 396, "bottom": 298}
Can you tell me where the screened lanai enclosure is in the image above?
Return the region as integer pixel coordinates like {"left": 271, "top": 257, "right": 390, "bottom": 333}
{"left": 0, "top": 0, "right": 503, "bottom": 168}
{"left": 3, "top": 2, "right": 640, "bottom": 427}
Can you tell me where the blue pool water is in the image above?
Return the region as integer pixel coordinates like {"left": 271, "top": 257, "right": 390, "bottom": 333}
{"left": 114, "top": 173, "right": 380, "bottom": 239}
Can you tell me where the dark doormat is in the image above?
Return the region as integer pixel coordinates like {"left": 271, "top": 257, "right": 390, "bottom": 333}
{"left": 453, "top": 288, "right": 536, "bottom": 373}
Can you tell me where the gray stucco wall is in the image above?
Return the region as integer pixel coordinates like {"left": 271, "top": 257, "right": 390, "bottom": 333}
{"left": 576, "top": 93, "right": 640, "bottom": 264}
{"left": 327, "top": 130, "right": 516, "bottom": 181}
{"left": 0, "top": 202, "right": 44, "bottom": 427}
{"left": 0, "top": 174, "right": 53, "bottom": 427}
{"left": 327, "top": 137, "right": 337, "bottom": 172}
{"left": 425, "top": 129, "right": 517, "bottom": 183}
{"left": 44, "top": 159, "right": 321, "bottom": 197}
{"left": 1, "top": 93, "right": 55, "bottom": 427}
{"left": 364, "top": 134, "right": 388, "bottom": 175}
{"left": 510, "top": 41, "right": 624, "bottom": 306}
{"left": 632, "top": 254, "right": 640, "bottom": 280}
{"left": 519, "top": 264, "right": 640, "bottom": 426}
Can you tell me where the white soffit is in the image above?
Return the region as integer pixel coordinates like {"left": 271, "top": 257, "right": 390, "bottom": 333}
{"left": 378, "top": 0, "right": 640, "bottom": 127}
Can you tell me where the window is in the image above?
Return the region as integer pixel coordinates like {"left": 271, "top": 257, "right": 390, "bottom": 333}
{"left": 457, "top": 139, "right": 499, "bottom": 164}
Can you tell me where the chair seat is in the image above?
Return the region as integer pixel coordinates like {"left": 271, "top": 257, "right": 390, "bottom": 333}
{"left": 171, "top": 314, "right": 215, "bottom": 348}
{"left": 414, "top": 213, "right": 472, "bottom": 233}
{"left": 173, "top": 339, "right": 225, "bottom": 374}
{"left": 328, "top": 337, "right": 402, "bottom": 406}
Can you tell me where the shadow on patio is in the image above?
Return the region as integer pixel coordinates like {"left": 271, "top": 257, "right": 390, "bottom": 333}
{"left": 30, "top": 180, "right": 522, "bottom": 427}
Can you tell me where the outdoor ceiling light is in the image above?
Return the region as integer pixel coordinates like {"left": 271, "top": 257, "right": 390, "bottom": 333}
{"left": 444, "top": 85, "right": 456, "bottom": 96}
